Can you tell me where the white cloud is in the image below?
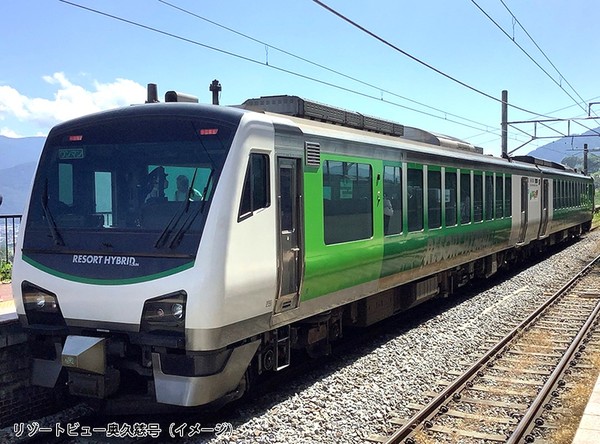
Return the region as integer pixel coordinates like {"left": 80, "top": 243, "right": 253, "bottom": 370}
{"left": 0, "top": 73, "right": 146, "bottom": 135}
{"left": 0, "top": 127, "right": 23, "bottom": 138}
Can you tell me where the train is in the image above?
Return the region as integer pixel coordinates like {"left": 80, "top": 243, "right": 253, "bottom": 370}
{"left": 12, "top": 90, "right": 594, "bottom": 408}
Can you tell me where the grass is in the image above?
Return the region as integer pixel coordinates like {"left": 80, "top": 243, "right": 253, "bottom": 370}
{"left": 592, "top": 210, "right": 600, "bottom": 230}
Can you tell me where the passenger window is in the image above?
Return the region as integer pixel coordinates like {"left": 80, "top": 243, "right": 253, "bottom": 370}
{"left": 428, "top": 169, "right": 441, "bottom": 229}
{"left": 460, "top": 171, "right": 471, "bottom": 224}
{"left": 239, "top": 153, "right": 270, "bottom": 220}
{"left": 445, "top": 170, "right": 457, "bottom": 226}
{"left": 505, "top": 176, "right": 512, "bottom": 216}
{"left": 383, "top": 165, "right": 402, "bottom": 235}
{"left": 495, "top": 175, "right": 504, "bottom": 218}
{"left": 474, "top": 173, "right": 483, "bottom": 222}
{"left": 407, "top": 167, "right": 423, "bottom": 232}
{"left": 485, "top": 173, "right": 494, "bottom": 220}
{"left": 323, "top": 160, "right": 373, "bottom": 244}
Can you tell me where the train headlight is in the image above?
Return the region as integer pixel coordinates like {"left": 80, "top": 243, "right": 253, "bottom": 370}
{"left": 171, "top": 303, "right": 184, "bottom": 320}
{"left": 22, "top": 282, "right": 66, "bottom": 326}
{"left": 35, "top": 294, "right": 47, "bottom": 309}
{"left": 23, "top": 283, "right": 60, "bottom": 314}
{"left": 141, "top": 291, "right": 187, "bottom": 334}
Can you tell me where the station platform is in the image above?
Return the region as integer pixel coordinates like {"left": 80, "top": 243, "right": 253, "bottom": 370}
{"left": 572, "top": 372, "right": 600, "bottom": 444}
{"left": 0, "top": 283, "right": 16, "bottom": 320}
{"left": 0, "top": 283, "right": 12, "bottom": 302}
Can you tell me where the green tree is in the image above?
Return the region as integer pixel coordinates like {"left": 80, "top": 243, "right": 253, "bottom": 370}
{"left": 561, "top": 153, "right": 600, "bottom": 174}
{"left": 0, "top": 261, "right": 11, "bottom": 283}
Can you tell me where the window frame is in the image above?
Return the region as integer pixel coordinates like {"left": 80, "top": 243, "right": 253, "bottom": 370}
{"left": 322, "top": 159, "right": 374, "bottom": 245}
{"left": 238, "top": 152, "right": 271, "bottom": 222}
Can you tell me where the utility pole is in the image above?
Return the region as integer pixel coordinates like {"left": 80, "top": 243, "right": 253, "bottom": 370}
{"left": 501, "top": 90, "right": 508, "bottom": 158}
{"left": 209, "top": 79, "right": 222, "bottom": 105}
{"left": 584, "top": 143, "right": 589, "bottom": 175}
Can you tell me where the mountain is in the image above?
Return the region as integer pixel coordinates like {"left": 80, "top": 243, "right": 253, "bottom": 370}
{"left": 0, "top": 136, "right": 45, "bottom": 215}
{"left": 526, "top": 127, "right": 600, "bottom": 164}
{"left": 0, "top": 135, "right": 44, "bottom": 169}
{"left": 0, "top": 162, "right": 38, "bottom": 214}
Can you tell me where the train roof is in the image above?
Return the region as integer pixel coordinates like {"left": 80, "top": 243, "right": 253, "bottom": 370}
{"left": 241, "top": 95, "right": 484, "bottom": 154}
{"left": 47, "top": 102, "right": 248, "bottom": 135}
{"left": 241, "top": 95, "right": 590, "bottom": 179}
{"left": 44, "top": 98, "right": 590, "bottom": 179}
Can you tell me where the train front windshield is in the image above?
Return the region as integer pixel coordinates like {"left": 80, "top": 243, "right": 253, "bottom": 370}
{"left": 22, "top": 113, "right": 237, "bottom": 283}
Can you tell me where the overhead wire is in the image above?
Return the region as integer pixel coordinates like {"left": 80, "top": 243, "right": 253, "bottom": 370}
{"left": 469, "top": 0, "right": 588, "bottom": 114}
{"left": 157, "top": 0, "right": 496, "bottom": 137}
{"left": 60, "top": 0, "right": 586, "bottom": 154}
{"left": 309, "top": 0, "right": 555, "bottom": 119}
{"left": 470, "top": 0, "right": 600, "bottom": 139}
{"left": 498, "top": 0, "right": 591, "bottom": 112}
{"left": 310, "top": 0, "right": 600, "bottom": 152}
{"left": 58, "top": 0, "right": 509, "bottom": 139}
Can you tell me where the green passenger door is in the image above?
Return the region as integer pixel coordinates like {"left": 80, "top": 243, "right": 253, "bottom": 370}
{"left": 518, "top": 177, "right": 528, "bottom": 244}
{"left": 538, "top": 178, "right": 549, "bottom": 238}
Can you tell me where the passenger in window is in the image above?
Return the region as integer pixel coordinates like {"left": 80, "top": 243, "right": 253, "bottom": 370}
{"left": 145, "top": 167, "right": 169, "bottom": 203}
{"left": 174, "top": 175, "right": 202, "bottom": 201}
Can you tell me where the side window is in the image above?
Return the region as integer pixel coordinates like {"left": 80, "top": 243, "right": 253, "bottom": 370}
{"left": 383, "top": 165, "right": 402, "bottom": 235}
{"left": 445, "top": 170, "right": 457, "bottom": 227}
{"left": 473, "top": 172, "right": 483, "bottom": 222}
{"left": 460, "top": 171, "right": 471, "bottom": 224}
{"left": 505, "top": 175, "right": 512, "bottom": 216}
{"left": 407, "top": 167, "right": 423, "bottom": 232}
{"left": 495, "top": 174, "right": 504, "bottom": 218}
{"left": 239, "top": 153, "right": 270, "bottom": 220}
{"left": 557, "top": 181, "right": 562, "bottom": 209}
{"left": 485, "top": 173, "right": 494, "bottom": 220}
{"left": 428, "top": 169, "right": 441, "bottom": 229}
{"left": 323, "top": 160, "right": 373, "bottom": 244}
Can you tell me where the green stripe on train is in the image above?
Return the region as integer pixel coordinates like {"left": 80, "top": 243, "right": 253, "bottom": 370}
{"left": 22, "top": 254, "right": 194, "bottom": 285}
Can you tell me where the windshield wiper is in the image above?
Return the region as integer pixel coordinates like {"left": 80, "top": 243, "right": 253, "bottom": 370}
{"left": 41, "top": 179, "right": 65, "bottom": 246}
{"left": 154, "top": 169, "right": 211, "bottom": 249}
{"left": 167, "top": 171, "right": 215, "bottom": 249}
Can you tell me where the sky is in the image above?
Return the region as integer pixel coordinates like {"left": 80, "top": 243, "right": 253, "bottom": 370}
{"left": 2, "top": 0, "right": 600, "bottom": 157}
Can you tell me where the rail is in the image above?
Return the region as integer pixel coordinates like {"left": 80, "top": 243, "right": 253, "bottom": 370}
{"left": 381, "top": 254, "right": 600, "bottom": 444}
{"left": 1, "top": 214, "right": 21, "bottom": 263}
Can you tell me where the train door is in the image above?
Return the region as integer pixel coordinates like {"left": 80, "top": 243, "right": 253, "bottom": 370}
{"left": 518, "top": 177, "right": 528, "bottom": 244}
{"left": 274, "top": 157, "right": 302, "bottom": 313}
{"left": 538, "top": 178, "right": 549, "bottom": 238}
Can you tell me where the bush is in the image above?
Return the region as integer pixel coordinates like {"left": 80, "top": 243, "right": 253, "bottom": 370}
{"left": 0, "top": 261, "right": 12, "bottom": 283}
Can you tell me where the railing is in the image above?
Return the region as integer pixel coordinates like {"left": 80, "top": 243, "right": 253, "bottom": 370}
{"left": 1, "top": 215, "right": 21, "bottom": 263}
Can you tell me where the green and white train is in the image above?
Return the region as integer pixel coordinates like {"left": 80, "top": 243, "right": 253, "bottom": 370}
{"left": 12, "top": 93, "right": 594, "bottom": 407}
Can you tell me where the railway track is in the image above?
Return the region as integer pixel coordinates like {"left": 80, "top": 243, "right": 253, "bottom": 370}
{"left": 369, "top": 254, "right": 600, "bottom": 444}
